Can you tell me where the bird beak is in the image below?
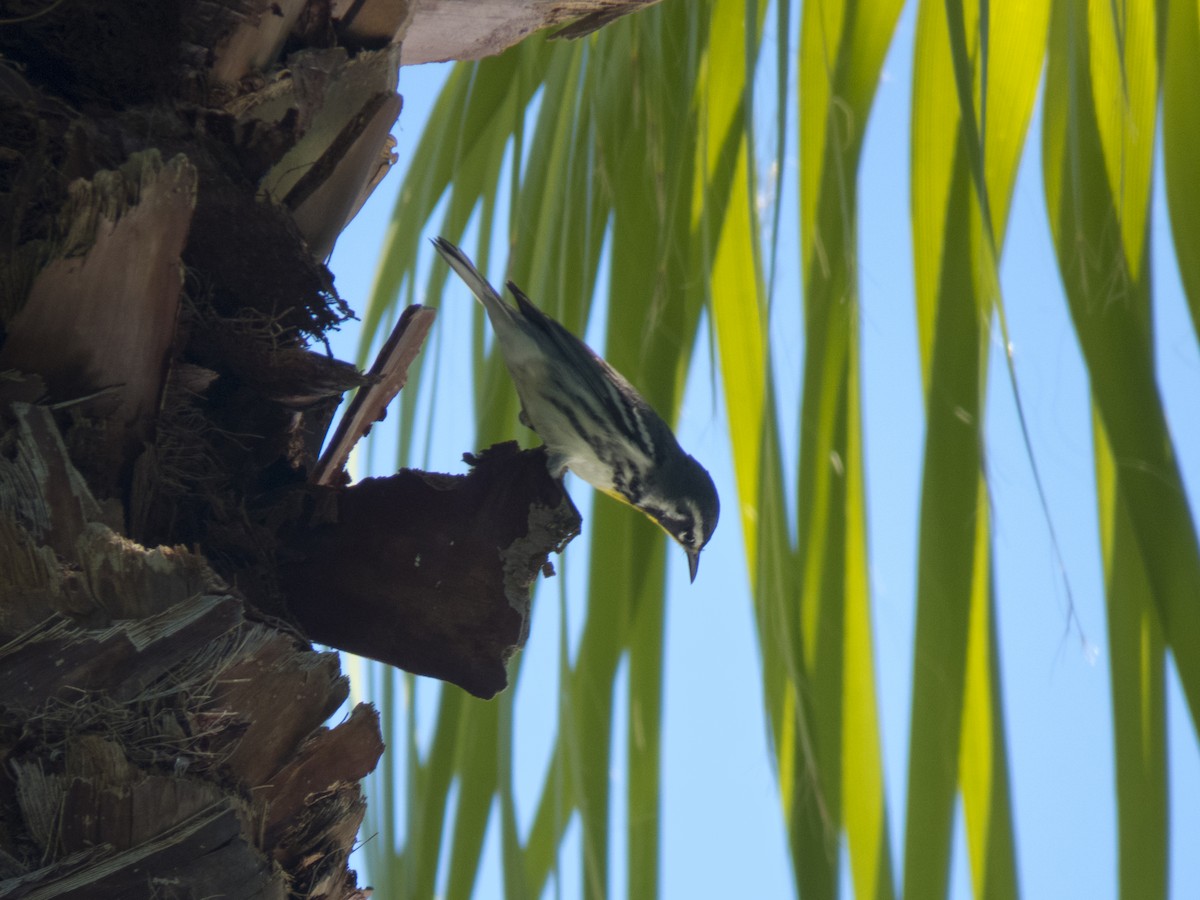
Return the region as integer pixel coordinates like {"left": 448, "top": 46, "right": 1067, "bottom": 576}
{"left": 687, "top": 548, "right": 700, "bottom": 583}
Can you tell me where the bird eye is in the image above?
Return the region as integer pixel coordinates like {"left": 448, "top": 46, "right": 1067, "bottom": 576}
{"left": 681, "top": 530, "right": 694, "bottom": 546}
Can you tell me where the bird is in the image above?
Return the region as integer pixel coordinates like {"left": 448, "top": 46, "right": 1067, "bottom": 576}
{"left": 432, "top": 237, "right": 719, "bottom": 581}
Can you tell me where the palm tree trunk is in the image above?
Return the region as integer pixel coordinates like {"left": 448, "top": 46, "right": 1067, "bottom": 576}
{"left": 0, "top": 1, "right": 604, "bottom": 895}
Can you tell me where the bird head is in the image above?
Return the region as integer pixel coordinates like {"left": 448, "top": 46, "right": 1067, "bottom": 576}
{"left": 643, "top": 453, "right": 719, "bottom": 582}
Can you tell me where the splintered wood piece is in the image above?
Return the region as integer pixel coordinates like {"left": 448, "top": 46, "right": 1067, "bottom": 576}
{"left": 0, "top": 151, "right": 195, "bottom": 470}
{"left": 547, "top": 0, "right": 665, "bottom": 38}
{"left": 331, "top": 0, "right": 413, "bottom": 49}
{"left": 18, "top": 735, "right": 230, "bottom": 855}
{"left": 312, "top": 303, "right": 437, "bottom": 486}
{"left": 0, "top": 403, "right": 103, "bottom": 563}
{"left": 0, "top": 802, "right": 285, "bottom": 900}
{"left": 400, "top": 0, "right": 661, "bottom": 63}
{"left": 288, "top": 90, "right": 402, "bottom": 259}
{"left": 74, "top": 526, "right": 224, "bottom": 621}
{"left": 208, "top": 0, "right": 310, "bottom": 87}
{"left": 204, "top": 630, "right": 350, "bottom": 787}
{"left": 0, "top": 594, "right": 243, "bottom": 714}
{"left": 343, "top": 133, "right": 399, "bottom": 227}
{"left": 258, "top": 704, "right": 383, "bottom": 858}
{"left": 281, "top": 442, "right": 581, "bottom": 698}
{"left": 238, "top": 46, "right": 403, "bottom": 258}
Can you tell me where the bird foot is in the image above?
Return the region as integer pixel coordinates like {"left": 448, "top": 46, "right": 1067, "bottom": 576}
{"left": 545, "top": 450, "right": 569, "bottom": 480}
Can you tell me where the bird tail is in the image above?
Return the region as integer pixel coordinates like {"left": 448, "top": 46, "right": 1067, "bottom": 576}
{"left": 431, "top": 237, "right": 513, "bottom": 325}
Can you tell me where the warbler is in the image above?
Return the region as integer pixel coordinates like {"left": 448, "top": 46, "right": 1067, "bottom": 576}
{"left": 433, "top": 237, "right": 719, "bottom": 581}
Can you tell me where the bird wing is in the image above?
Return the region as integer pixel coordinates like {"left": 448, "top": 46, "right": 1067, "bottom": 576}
{"left": 505, "top": 280, "right": 664, "bottom": 464}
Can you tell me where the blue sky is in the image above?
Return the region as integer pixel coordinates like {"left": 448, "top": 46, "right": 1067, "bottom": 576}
{"left": 329, "top": 4, "right": 1200, "bottom": 896}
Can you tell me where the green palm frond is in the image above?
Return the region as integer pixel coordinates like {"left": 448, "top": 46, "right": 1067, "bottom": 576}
{"left": 348, "top": 0, "right": 1200, "bottom": 897}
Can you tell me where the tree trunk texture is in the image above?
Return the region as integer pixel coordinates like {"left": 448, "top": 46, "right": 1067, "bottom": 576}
{"left": 0, "top": 0, "right": 642, "bottom": 895}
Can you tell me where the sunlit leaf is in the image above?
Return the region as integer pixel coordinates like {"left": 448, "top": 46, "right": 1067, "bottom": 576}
{"left": 349, "top": 0, "right": 1200, "bottom": 897}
